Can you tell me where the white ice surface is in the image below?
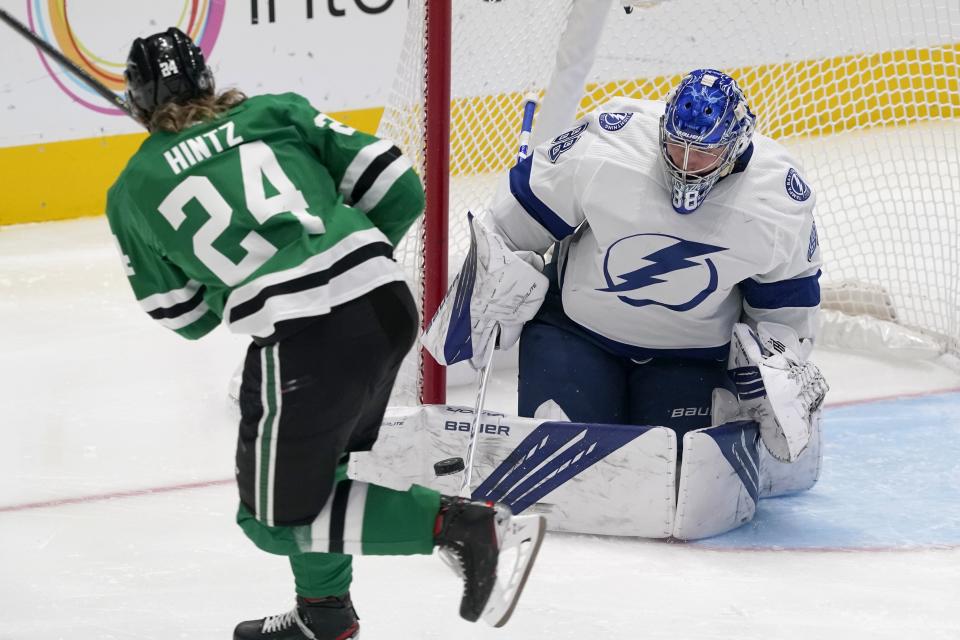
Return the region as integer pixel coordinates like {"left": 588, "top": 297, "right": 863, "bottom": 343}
{"left": 2, "top": 217, "right": 959, "bottom": 639}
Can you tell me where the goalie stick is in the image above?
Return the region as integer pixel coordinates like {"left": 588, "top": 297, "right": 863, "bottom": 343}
{"left": 516, "top": 92, "right": 539, "bottom": 163}
{"left": 0, "top": 8, "right": 135, "bottom": 119}
{"left": 458, "top": 326, "right": 498, "bottom": 496}
{"left": 458, "top": 93, "right": 540, "bottom": 496}
{"left": 435, "top": 94, "right": 540, "bottom": 497}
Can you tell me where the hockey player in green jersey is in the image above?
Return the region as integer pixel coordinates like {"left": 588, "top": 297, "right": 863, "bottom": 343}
{"left": 107, "top": 28, "right": 545, "bottom": 639}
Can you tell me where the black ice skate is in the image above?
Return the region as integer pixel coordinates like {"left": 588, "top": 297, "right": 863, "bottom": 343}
{"left": 233, "top": 594, "right": 359, "bottom": 640}
{"left": 434, "top": 496, "right": 546, "bottom": 627}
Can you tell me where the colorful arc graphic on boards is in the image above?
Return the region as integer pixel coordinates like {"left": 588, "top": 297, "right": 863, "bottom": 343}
{"left": 26, "top": 0, "right": 226, "bottom": 116}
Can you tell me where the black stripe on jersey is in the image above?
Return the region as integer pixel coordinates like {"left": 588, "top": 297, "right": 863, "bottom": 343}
{"left": 147, "top": 287, "right": 206, "bottom": 320}
{"left": 350, "top": 145, "right": 402, "bottom": 204}
{"left": 228, "top": 242, "right": 394, "bottom": 323}
{"left": 328, "top": 479, "right": 352, "bottom": 554}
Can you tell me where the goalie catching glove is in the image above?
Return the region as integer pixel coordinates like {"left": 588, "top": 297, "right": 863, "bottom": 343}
{"left": 423, "top": 212, "right": 548, "bottom": 369}
{"left": 728, "top": 322, "right": 829, "bottom": 462}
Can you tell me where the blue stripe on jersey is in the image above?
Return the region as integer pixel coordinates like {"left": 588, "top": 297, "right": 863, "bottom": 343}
{"left": 509, "top": 155, "right": 576, "bottom": 240}
{"left": 740, "top": 270, "right": 822, "bottom": 310}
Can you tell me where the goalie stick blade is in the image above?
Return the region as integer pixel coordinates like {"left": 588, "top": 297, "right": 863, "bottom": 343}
{"left": 482, "top": 513, "right": 547, "bottom": 628}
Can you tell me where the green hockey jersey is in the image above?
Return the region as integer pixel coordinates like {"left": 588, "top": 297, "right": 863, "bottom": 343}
{"left": 106, "top": 92, "right": 424, "bottom": 341}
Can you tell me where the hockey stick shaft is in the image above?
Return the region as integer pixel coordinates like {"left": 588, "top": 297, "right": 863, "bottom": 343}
{"left": 516, "top": 92, "right": 539, "bottom": 163}
{"left": 458, "top": 331, "right": 497, "bottom": 498}
{"left": 0, "top": 8, "right": 133, "bottom": 117}
{"left": 457, "top": 95, "right": 539, "bottom": 498}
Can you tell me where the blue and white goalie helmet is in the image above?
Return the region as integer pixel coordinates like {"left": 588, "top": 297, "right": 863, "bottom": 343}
{"left": 660, "top": 69, "right": 756, "bottom": 214}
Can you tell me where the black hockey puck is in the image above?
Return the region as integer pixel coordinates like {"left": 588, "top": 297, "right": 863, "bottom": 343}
{"left": 434, "top": 457, "right": 465, "bottom": 476}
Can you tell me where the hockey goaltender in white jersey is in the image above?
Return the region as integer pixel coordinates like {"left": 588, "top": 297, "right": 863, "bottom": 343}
{"left": 406, "top": 69, "right": 830, "bottom": 539}
{"left": 490, "top": 101, "right": 821, "bottom": 360}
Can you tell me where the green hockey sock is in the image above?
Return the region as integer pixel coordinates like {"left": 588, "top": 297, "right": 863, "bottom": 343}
{"left": 238, "top": 478, "right": 442, "bottom": 557}
{"left": 289, "top": 553, "right": 352, "bottom": 598}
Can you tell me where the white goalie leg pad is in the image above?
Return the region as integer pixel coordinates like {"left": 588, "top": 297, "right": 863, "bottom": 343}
{"left": 728, "top": 322, "right": 829, "bottom": 462}
{"left": 672, "top": 419, "right": 761, "bottom": 541}
{"left": 472, "top": 418, "right": 677, "bottom": 537}
{"left": 346, "top": 405, "right": 425, "bottom": 492}
{"left": 350, "top": 405, "right": 678, "bottom": 537}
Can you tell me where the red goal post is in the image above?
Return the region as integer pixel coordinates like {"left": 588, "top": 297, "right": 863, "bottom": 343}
{"left": 421, "top": 0, "right": 451, "bottom": 405}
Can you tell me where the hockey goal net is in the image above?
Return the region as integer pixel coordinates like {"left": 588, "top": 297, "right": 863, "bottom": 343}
{"left": 380, "top": 0, "right": 960, "bottom": 405}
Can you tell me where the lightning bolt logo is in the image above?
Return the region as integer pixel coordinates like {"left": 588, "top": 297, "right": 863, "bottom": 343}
{"left": 598, "top": 233, "right": 727, "bottom": 311}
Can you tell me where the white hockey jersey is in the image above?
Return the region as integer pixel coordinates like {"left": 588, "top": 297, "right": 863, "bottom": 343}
{"left": 488, "top": 98, "right": 822, "bottom": 359}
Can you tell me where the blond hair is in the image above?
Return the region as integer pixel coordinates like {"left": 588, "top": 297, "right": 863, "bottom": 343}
{"left": 148, "top": 88, "right": 247, "bottom": 133}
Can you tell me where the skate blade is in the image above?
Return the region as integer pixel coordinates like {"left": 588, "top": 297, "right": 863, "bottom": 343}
{"left": 481, "top": 514, "right": 546, "bottom": 628}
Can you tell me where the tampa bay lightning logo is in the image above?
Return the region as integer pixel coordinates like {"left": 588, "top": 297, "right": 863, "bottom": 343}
{"left": 598, "top": 233, "right": 727, "bottom": 311}
{"left": 599, "top": 112, "right": 632, "bottom": 131}
{"left": 549, "top": 122, "right": 588, "bottom": 163}
{"left": 785, "top": 168, "right": 811, "bottom": 201}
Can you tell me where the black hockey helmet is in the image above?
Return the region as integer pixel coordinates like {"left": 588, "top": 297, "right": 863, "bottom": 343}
{"left": 124, "top": 27, "right": 213, "bottom": 119}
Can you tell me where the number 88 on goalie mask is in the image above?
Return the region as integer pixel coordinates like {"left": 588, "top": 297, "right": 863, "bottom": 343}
{"left": 659, "top": 69, "right": 756, "bottom": 214}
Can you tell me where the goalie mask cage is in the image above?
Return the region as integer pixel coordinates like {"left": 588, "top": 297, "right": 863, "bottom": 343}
{"left": 380, "top": 0, "right": 960, "bottom": 406}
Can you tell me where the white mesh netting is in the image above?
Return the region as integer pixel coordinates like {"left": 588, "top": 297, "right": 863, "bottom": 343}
{"left": 379, "top": 0, "right": 960, "bottom": 404}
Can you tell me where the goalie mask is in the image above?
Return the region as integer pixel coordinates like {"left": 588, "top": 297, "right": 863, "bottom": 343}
{"left": 124, "top": 27, "right": 214, "bottom": 122}
{"left": 660, "top": 69, "right": 755, "bottom": 214}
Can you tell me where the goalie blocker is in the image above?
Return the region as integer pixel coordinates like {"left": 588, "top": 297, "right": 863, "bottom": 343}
{"left": 349, "top": 399, "right": 822, "bottom": 541}
{"left": 422, "top": 212, "right": 548, "bottom": 369}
